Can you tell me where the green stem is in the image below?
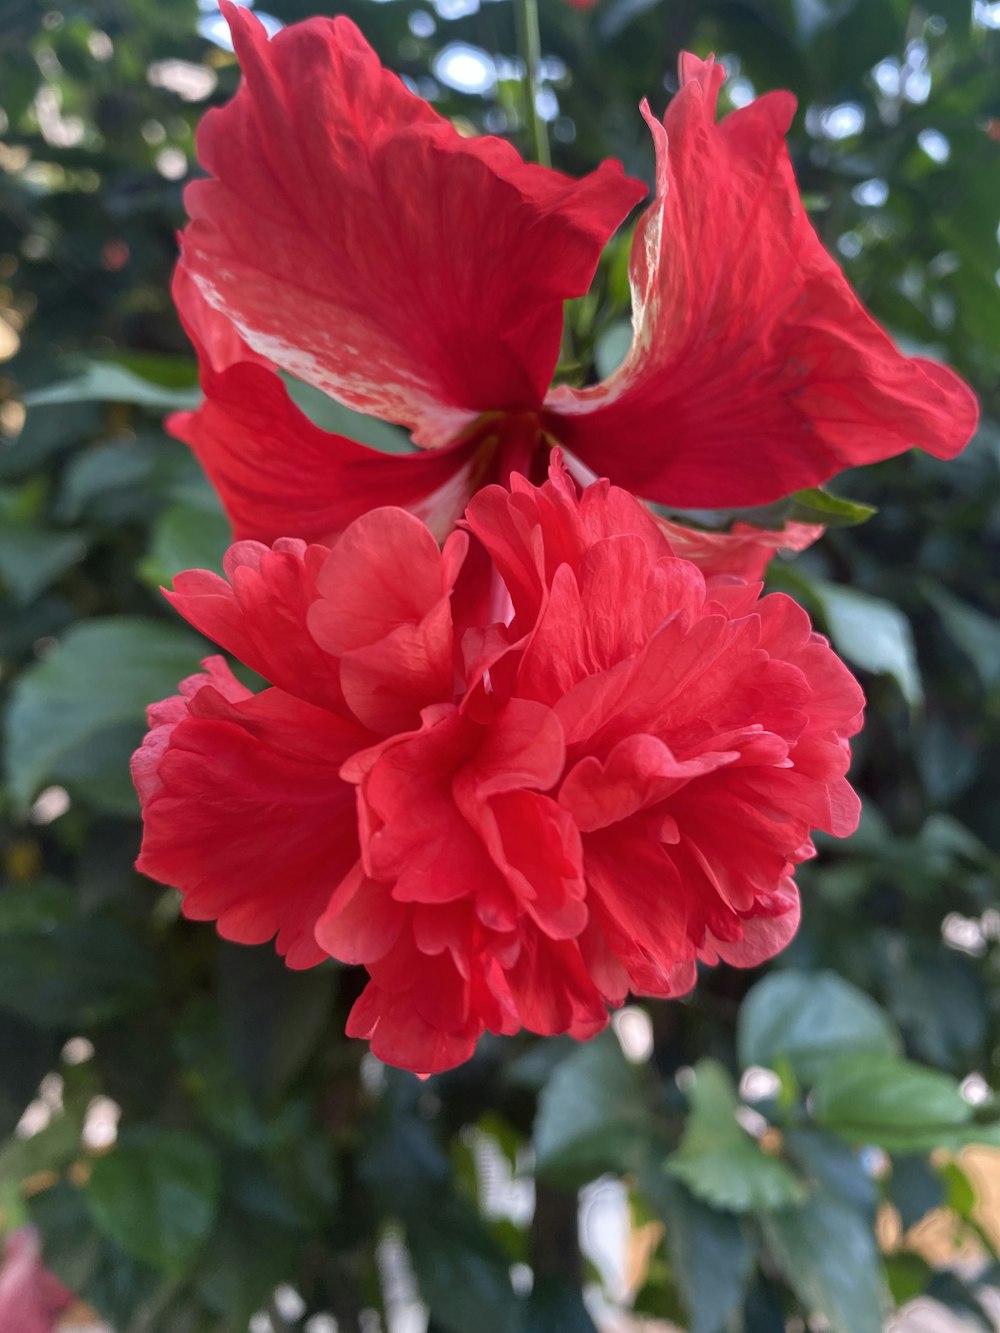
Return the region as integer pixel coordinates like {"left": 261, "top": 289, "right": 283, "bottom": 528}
{"left": 513, "top": 0, "right": 551, "bottom": 168}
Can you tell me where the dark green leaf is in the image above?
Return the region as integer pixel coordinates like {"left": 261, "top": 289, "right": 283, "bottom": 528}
{"left": 0, "top": 522, "right": 86, "bottom": 604}
{"left": 884, "top": 1251, "right": 933, "bottom": 1306}
{"left": 533, "top": 1033, "right": 656, "bottom": 1184}
{"left": 4, "top": 617, "right": 205, "bottom": 808}
{"left": 782, "top": 1128, "right": 877, "bottom": 1217}
{"left": 641, "top": 1172, "right": 752, "bottom": 1333}
{"left": 761, "top": 1190, "right": 886, "bottom": 1333}
{"left": 85, "top": 1127, "right": 221, "bottom": 1277}
{"left": 0, "top": 883, "right": 156, "bottom": 1027}
{"left": 520, "top": 1279, "right": 598, "bottom": 1333}
{"left": 923, "top": 581, "right": 1000, "bottom": 690}
{"left": 890, "top": 1156, "right": 945, "bottom": 1231}
{"left": 407, "top": 1201, "right": 521, "bottom": 1333}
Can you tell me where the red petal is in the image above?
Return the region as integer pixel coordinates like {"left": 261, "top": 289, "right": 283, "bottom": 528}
{"left": 656, "top": 518, "right": 824, "bottom": 584}
{"left": 309, "top": 508, "right": 455, "bottom": 654}
{"left": 308, "top": 510, "right": 463, "bottom": 731}
{"left": 314, "top": 864, "right": 407, "bottom": 966}
{"left": 346, "top": 979, "right": 481, "bottom": 1075}
{"left": 699, "top": 883, "right": 801, "bottom": 968}
{"left": 182, "top": 4, "right": 645, "bottom": 443}
{"left": 546, "top": 58, "right": 978, "bottom": 506}
{"left": 167, "top": 539, "right": 349, "bottom": 714}
{"left": 135, "top": 685, "right": 361, "bottom": 969}
{"left": 503, "top": 933, "right": 607, "bottom": 1037}
{"left": 170, "top": 271, "right": 487, "bottom": 546}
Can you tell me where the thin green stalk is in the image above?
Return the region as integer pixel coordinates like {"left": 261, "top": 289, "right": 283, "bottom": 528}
{"left": 513, "top": 0, "right": 551, "bottom": 168}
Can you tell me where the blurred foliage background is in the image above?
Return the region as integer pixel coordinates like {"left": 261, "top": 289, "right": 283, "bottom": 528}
{"left": 0, "top": 0, "right": 999, "bottom": 1329}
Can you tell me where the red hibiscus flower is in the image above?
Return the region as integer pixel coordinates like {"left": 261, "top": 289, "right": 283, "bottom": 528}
{"left": 133, "top": 462, "right": 863, "bottom": 1075}
{"left": 0, "top": 1228, "right": 75, "bottom": 1333}
{"left": 168, "top": 3, "right": 977, "bottom": 554}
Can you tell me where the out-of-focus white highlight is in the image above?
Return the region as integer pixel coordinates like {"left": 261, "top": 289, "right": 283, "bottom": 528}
{"left": 611, "top": 1006, "right": 654, "bottom": 1063}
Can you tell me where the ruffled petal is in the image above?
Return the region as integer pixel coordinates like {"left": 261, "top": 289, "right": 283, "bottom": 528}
{"left": 699, "top": 883, "right": 801, "bottom": 968}
{"left": 166, "top": 539, "right": 348, "bottom": 714}
{"left": 170, "top": 271, "right": 487, "bottom": 546}
{"left": 182, "top": 3, "right": 645, "bottom": 444}
{"left": 308, "top": 510, "right": 465, "bottom": 732}
{"left": 546, "top": 57, "right": 978, "bottom": 506}
{"left": 656, "top": 517, "right": 824, "bottom": 583}
{"left": 135, "top": 675, "right": 361, "bottom": 969}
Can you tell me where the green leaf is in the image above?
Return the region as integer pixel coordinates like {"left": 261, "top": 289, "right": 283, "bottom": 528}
{"left": 890, "top": 1156, "right": 945, "bottom": 1231}
{"left": 194, "top": 1202, "right": 299, "bottom": 1328}
{"left": 809, "top": 581, "right": 923, "bottom": 706}
{"left": 137, "top": 499, "right": 230, "bottom": 587}
{"left": 738, "top": 970, "right": 900, "bottom": 1085}
{"left": 884, "top": 1250, "right": 933, "bottom": 1306}
{"left": 521, "top": 1279, "right": 598, "bottom": 1333}
{"left": 23, "top": 361, "right": 201, "bottom": 411}
{"left": 783, "top": 488, "right": 877, "bottom": 527}
{"left": 407, "top": 1202, "right": 521, "bottom": 1333}
{"left": 885, "top": 944, "right": 985, "bottom": 1069}
{"left": 217, "top": 940, "right": 337, "bottom": 1103}
{"left": 85, "top": 1127, "right": 221, "bottom": 1277}
{"left": 361, "top": 1099, "right": 519, "bottom": 1333}
{"left": 110, "top": 352, "right": 198, "bottom": 389}
{"left": 761, "top": 1189, "right": 886, "bottom": 1333}
{"left": 0, "top": 403, "right": 103, "bottom": 480}
{"left": 0, "top": 883, "right": 157, "bottom": 1027}
{"left": 281, "top": 373, "right": 415, "bottom": 454}
{"left": 55, "top": 439, "right": 160, "bottom": 524}
{"left": 782, "top": 1128, "right": 877, "bottom": 1216}
{"left": 27, "top": 1183, "right": 106, "bottom": 1298}
{"left": 812, "top": 1055, "right": 972, "bottom": 1149}
{"left": 0, "top": 522, "right": 86, "bottom": 604}
{"left": 641, "top": 1173, "right": 752, "bottom": 1333}
{"left": 666, "top": 1060, "right": 804, "bottom": 1213}
{"left": 923, "top": 580, "right": 1000, "bottom": 690}
{"left": 533, "top": 1033, "right": 656, "bottom": 1185}
{"left": 4, "top": 616, "right": 205, "bottom": 808}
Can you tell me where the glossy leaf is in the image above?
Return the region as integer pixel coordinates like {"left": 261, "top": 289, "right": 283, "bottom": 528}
{"left": 812, "top": 1055, "right": 972, "bottom": 1149}
{"left": 738, "top": 970, "right": 900, "bottom": 1084}
{"left": 666, "top": 1061, "right": 804, "bottom": 1213}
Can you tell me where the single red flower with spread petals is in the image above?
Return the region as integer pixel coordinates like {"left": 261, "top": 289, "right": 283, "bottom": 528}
{"left": 169, "top": 3, "right": 977, "bottom": 554}
{"left": 134, "top": 461, "right": 863, "bottom": 1075}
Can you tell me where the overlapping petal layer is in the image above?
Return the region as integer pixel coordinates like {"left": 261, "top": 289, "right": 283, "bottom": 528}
{"left": 136, "top": 464, "right": 863, "bottom": 1074}
{"left": 545, "top": 57, "right": 979, "bottom": 505}
{"left": 181, "top": 2, "right": 645, "bottom": 447}
{"left": 170, "top": 272, "right": 491, "bottom": 546}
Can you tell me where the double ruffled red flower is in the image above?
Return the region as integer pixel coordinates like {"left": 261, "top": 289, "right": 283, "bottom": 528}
{"left": 134, "top": 464, "right": 863, "bottom": 1074}
{"left": 169, "top": 3, "right": 977, "bottom": 553}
